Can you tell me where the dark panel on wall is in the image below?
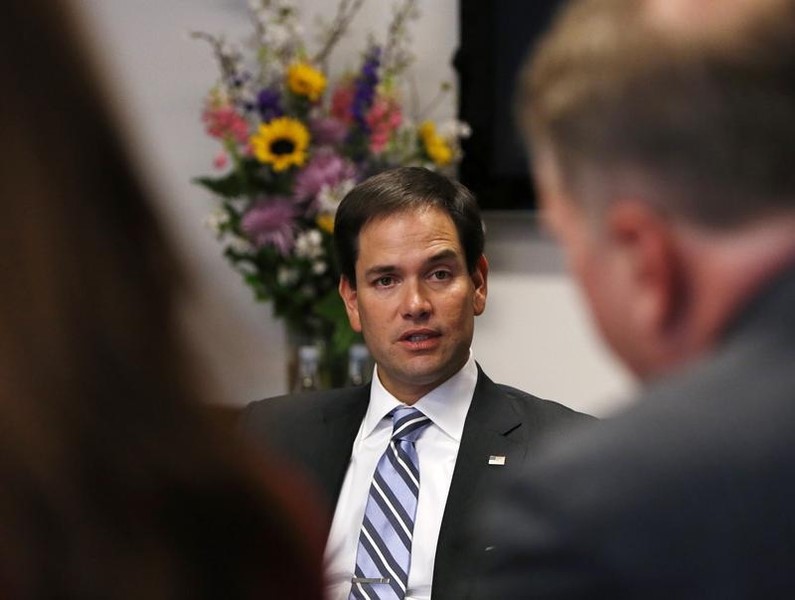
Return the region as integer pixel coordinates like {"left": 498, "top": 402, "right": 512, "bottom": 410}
{"left": 456, "top": 0, "right": 564, "bottom": 210}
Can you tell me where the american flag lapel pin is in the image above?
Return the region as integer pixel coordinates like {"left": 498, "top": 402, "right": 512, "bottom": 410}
{"left": 488, "top": 455, "right": 506, "bottom": 466}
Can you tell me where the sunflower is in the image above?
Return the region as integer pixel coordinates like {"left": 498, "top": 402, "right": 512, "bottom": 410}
{"left": 315, "top": 212, "right": 335, "bottom": 234}
{"left": 250, "top": 117, "right": 310, "bottom": 172}
{"left": 418, "top": 120, "right": 453, "bottom": 166}
{"left": 418, "top": 121, "right": 436, "bottom": 142}
{"left": 287, "top": 62, "right": 327, "bottom": 102}
{"left": 425, "top": 139, "right": 453, "bottom": 166}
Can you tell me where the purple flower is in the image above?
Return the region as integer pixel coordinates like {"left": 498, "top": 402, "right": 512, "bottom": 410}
{"left": 240, "top": 196, "right": 298, "bottom": 255}
{"left": 257, "top": 87, "right": 283, "bottom": 122}
{"left": 310, "top": 116, "right": 349, "bottom": 146}
{"left": 351, "top": 46, "right": 381, "bottom": 133}
{"left": 293, "top": 148, "right": 358, "bottom": 204}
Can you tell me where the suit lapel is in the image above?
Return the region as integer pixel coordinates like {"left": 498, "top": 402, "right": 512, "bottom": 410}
{"left": 312, "top": 386, "right": 370, "bottom": 518}
{"left": 432, "top": 367, "right": 529, "bottom": 598}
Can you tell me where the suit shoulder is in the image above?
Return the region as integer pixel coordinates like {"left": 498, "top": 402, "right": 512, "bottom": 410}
{"left": 496, "top": 383, "right": 596, "bottom": 424}
{"left": 242, "top": 387, "right": 359, "bottom": 429}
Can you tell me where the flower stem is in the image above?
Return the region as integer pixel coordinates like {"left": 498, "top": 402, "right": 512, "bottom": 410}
{"left": 312, "top": 0, "right": 366, "bottom": 66}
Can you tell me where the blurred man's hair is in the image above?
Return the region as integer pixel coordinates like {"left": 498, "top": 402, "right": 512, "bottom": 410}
{"left": 518, "top": 0, "right": 795, "bottom": 228}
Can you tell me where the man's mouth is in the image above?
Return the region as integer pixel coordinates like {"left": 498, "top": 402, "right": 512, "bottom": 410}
{"left": 406, "top": 333, "right": 432, "bottom": 342}
{"left": 399, "top": 329, "right": 440, "bottom": 345}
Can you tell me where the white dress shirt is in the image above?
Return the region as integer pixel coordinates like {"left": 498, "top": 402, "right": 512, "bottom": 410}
{"left": 323, "top": 353, "right": 478, "bottom": 600}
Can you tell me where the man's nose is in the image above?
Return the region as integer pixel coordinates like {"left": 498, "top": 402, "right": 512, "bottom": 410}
{"left": 401, "top": 279, "right": 432, "bottom": 319}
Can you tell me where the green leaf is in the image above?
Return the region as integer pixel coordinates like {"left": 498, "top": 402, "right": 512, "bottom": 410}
{"left": 331, "top": 324, "right": 360, "bottom": 360}
{"left": 193, "top": 174, "right": 246, "bottom": 198}
{"left": 314, "top": 289, "right": 360, "bottom": 358}
{"left": 314, "top": 288, "right": 347, "bottom": 324}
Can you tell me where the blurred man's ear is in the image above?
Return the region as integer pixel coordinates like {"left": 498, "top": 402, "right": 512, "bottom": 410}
{"left": 607, "top": 200, "right": 684, "bottom": 355}
{"left": 338, "top": 275, "right": 362, "bottom": 332}
{"left": 472, "top": 255, "right": 489, "bottom": 316}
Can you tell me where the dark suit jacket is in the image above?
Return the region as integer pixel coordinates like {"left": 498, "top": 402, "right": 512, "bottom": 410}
{"left": 242, "top": 366, "right": 592, "bottom": 600}
{"left": 479, "top": 264, "right": 795, "bottom": 599}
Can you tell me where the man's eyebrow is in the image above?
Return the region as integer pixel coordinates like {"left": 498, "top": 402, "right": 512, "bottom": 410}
{"left": 425, "top": 249, "right": 459, "bottom": 265}
{"left": 361, "top": 249, "right": 461, "bottom": 279}
{"left": 363, "top": 264, "right": 397, "bottom": 279}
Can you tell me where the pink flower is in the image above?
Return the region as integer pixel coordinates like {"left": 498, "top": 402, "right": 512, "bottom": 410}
{"left": 293, "top": 148, "right": 358, "bottom": 205}
{"left": 310, "top": 116, "right": 349, "bottom": 146}
{"left": 213, "top": 151, "right": 229, "bottom": 170}
{"left": 365, "top": 96, "right": 402, "bottom": 154}
{"left": 240, "top": 197, "right": 298, "bottom": 255}
{"left": 330, "top": 83, "right": 355, "bottom": 124}
{"left": 203, "top": 106, "right": 249, "bottom": 144}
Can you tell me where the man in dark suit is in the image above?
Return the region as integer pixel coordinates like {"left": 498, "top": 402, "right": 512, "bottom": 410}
{"left": 478, "top": 0, "right": 795, "bottom": 597}
{"left": 243, "top": 167, "right": 591, "bottom": 600}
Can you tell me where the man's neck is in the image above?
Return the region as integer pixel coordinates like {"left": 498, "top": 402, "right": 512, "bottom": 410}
{"left": 374, "top": 354, "right": 473, "bottom": 405}
{"left": 675, "top": 214, "right": 795, "bottom": 360}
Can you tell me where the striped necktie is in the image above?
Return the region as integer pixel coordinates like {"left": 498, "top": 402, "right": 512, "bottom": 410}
{"left": 349, "top": 406, "right": 431, "bottom": 600}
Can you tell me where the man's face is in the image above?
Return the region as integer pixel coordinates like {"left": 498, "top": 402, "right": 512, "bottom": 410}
{"left": 339, "top": 207, "right": 488, "bottom": 403}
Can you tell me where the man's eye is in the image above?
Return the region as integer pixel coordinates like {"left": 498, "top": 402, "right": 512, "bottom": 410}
{"left": 376, "top": 276, "right": 394, "bottom": 287}
{"left": 431, "top": 270, "right": 450, "bottom": 280}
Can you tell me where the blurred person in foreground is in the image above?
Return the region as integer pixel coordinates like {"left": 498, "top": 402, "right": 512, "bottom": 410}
{"left": 243, "top": 166, "right": 593, "bottom": 599}
{"left": 477, "top": 0, "right": 795, "bottom": 597}
{"left": 0, "top": 0, "right": 324, "bottom": 597}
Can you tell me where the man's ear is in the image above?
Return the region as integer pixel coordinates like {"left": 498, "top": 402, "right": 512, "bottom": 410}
{"left": 607, "top": 200, "right": 684, "bottom": 343}
{"left": 338, "top": 275, "right": 362, "bottom": 333}
{"left": 471, "top": 255, "right": 489, "bottom": 316}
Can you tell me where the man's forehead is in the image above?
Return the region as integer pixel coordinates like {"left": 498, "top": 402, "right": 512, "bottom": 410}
{"left": 359, "top": 207, "right": 457, "bottom": 240}
{"left": 361, "top": 204, "right": 439, "bottom": 227}
{"left": 355, "top": 208, "right": 464, "bottom": 262}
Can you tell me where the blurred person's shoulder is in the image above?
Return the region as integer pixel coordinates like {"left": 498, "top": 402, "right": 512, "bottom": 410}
{"left": 493, "top": 311, "right": 795, "bottom": 553}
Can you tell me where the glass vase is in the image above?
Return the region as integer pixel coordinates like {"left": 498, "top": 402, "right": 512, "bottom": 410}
{"left": 285, "top": 325, "right": 348, "bottom": 392}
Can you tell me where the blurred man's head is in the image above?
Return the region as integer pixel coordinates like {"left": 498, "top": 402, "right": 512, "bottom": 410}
{"left": 519, "top": 0, "right": 795, "bottom": 379}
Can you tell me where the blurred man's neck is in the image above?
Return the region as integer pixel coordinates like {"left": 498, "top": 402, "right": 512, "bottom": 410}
{"left": 671, "top": 214, "right": 795, "bottom": 364}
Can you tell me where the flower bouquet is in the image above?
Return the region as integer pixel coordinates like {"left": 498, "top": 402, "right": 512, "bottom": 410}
{"left": 193, "top": 0, "right": 468, "bottom": 388}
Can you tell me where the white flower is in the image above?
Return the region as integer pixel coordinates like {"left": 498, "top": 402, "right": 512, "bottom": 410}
{"left": 265, "top": 23, "right": 291, "bottom": 48}
{"left": 218, "top": 40, "right": 242, "bottom": 65}
{"left": 438, "top": 119, "right": 471, "bottom": 140}
{"left": 312, "top": 260, "right": 328, "bottom": 275}
{"left": 237, "top": 262, "right": 257, "bottom": 276}
{"left": 228, "top": 235, "right": 254, "bottom": 254}
{"left": 277, "top": 267, "right": 299, "bottom": 287}
{"left": 317, "top": 178, "right": 356, "bottom": 215}
{"left": 203, "top": 208, "right": 229, "bottom": 236}
{"left": 294, "top": 229, "right": 325, "bottom": 260}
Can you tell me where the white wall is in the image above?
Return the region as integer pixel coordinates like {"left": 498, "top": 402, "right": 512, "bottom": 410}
{"left": 76, "top": 0, "right": 634, "bottom": 417}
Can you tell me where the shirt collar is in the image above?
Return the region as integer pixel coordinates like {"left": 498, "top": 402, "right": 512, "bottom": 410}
{"left": 362, "top": 351, "right": 478, "bottom": 442}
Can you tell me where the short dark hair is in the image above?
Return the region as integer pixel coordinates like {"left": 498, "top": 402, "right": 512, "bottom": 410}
{"left": 333, "top": 167, "right": 485, "bottom": 287}
{"left": 518, "top": 0, "right": 795, "bottom": 228}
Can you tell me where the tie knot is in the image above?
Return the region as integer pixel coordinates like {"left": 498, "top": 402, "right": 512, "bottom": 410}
{"left": 390, "top": 406, "right": 431, "bottom": 442}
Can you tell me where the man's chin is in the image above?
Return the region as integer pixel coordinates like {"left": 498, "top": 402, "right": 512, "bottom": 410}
{"left": 401, "top": 360, "right": 460, "bottom": 390}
